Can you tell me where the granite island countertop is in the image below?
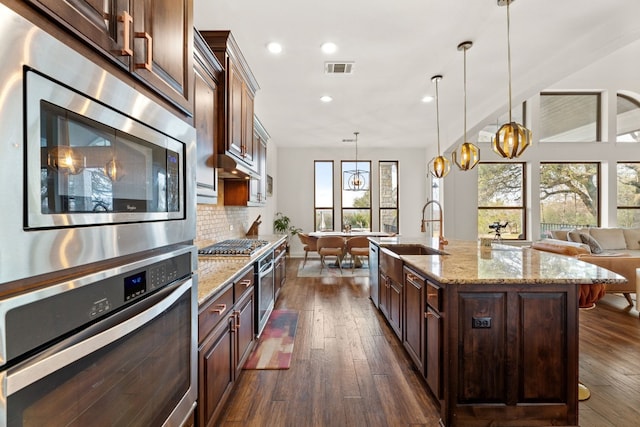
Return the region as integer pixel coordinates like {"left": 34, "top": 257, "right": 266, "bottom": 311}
{"left": 369, "top": 236, "right": 627, "bottom": 286}
{"left": 196, "top": 234, "right": 286, "bottom": 305}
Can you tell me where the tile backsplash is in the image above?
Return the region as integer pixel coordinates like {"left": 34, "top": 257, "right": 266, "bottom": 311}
{"left": 195, "top": 204, "right": 249, "bottom": 247}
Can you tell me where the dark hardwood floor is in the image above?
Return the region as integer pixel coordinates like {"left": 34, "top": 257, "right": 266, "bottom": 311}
{"left": 216, "top": 258, "right": 640, "bottom": 426}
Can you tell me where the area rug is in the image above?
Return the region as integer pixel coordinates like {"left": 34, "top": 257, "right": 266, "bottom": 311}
{"left": 297, "top": 262, "right": 370, "bottom": 278}
{"left": 244, "top": 309, "right": 298, "bottom": 370}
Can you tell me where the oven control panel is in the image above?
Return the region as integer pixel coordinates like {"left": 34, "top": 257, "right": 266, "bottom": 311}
{"left": 3, "top": 248, "right": 193, "bottom": 364}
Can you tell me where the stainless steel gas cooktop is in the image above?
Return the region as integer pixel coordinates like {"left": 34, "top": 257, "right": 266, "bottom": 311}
{"left": 198, "top": 239, "right": 269, "bottom": 256}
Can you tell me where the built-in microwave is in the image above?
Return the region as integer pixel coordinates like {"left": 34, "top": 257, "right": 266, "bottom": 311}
{"left": 0, "top": 4, "right": 196, "bottom": 285}
{"left": 26, "top": 70, "right": 186, "bottom": 228}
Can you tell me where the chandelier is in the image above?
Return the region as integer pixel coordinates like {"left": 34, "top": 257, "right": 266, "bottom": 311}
{"left": 452, "top": 41, "right": 480, "bottom": 171}
{"left": 342, "top": 131, "right": 368, "bottom": 191}
{"left": 492, "top": 0, "right": 532, "bottom": 159}
{"left": 428, "top": 75, "right": 450, "bottom": 179}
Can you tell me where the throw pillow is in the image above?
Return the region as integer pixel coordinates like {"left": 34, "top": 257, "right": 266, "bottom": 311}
{"left": 622, "top": 228, "right": 640, "bottom": 250}
{"left": 580, "top": 233, "right": 603, "bottom": 254}
{"left": 567, "top": 230, "right": 582, "bottom": 243}
{"left": 589, "top": 228, "right": 626, "bottom": 250}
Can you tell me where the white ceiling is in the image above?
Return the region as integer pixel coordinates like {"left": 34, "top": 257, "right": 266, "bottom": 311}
{"left": 193, "top": 0, "right": 640, "bottom": 151}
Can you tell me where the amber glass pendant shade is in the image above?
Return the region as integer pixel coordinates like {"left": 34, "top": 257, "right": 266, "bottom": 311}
{"left": 493, "top": 0, "right": 532, "bottom": 159}
{"left": 492, "top": 121, "right": 531, "bottom": 159}
{"left": 429, "top": 155, "right": 451, "bottom": 179}
{"left": 452, "top": 142, "right": 480, "bottom": 170}
{"left": 105, "top": 158, "right": 125, "bottom": 181}
{"left": 48, "top": 146, "right": 85, "bottom": 175}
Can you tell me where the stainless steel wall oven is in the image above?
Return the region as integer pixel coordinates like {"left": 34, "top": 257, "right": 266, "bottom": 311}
{"left": 0, "top": 245, "right": 198, "bottom": 426}
{"left": 0, "top": 4, "right": 196, "bottom": 286}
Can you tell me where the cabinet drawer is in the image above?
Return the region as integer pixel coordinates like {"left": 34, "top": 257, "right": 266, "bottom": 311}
{"left": 198, "top": 284, "right": 234, "bottom": 343}
{"left": 426, "top": 281, "right": 442, "bottom": 312}
{"left": 234, "top": 268, "right": 254, "bottom": 302}
{"left": 274, "top": 241, "right": 287, "bottom": 259}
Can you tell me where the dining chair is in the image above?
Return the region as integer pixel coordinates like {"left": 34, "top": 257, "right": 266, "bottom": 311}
{"left": 316, "top": 236, "right": 346, "bottom": 274}
{"left": 297, "top": 233, "right": 318, "bottom": 268}
{"left": 346, "top": 236, "right": 370, "bottom": 271}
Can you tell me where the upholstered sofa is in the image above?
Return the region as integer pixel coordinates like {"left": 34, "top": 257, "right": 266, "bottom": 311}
{"left": 532, "top": 227, "right": 640, "bottom": 309}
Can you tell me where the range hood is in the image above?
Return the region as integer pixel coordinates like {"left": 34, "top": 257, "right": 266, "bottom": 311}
{"left": 217, "top": 154, "right": 259, "bottom": 180}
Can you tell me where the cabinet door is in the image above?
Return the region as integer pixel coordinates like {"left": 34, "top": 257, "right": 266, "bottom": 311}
{"left": 388, "top": 279, "right": 403, "bottom": 339}
{"left": 242, "top": 90, "right": 255, "bottom": 165}
{"left": 404, "top": 270, "right": 425, "bottom": 373}
{"left": 234, "top": 291, "right": 255, "bottom": 375}
{"left": 194, "top": 60, "right": 218, "bottom": 203}
{"left": 425, "top": 306, "right": 442, "bottom": 399}
{"left": 248, "top": 134, "right": 266, "bottom": 204}
{"left": 132, "top": 0, "right": 193, "bottom": 113}
{"left": 227, "top": 62, "right": 245, "bottom": 159}
{"left": 26, "top": 0, "right": 132, "bottom": 67}
{"left": 198, "top": 316, "right": 234, "bottom": 427}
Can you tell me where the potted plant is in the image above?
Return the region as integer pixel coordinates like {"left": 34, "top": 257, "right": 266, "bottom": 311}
{"left": 273, "top": 212, "right": 301, "bottom": 252}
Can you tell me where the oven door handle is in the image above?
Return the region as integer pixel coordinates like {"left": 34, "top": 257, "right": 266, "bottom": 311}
{"left": 6, "top": 278, "right": 192, "bottom": 395}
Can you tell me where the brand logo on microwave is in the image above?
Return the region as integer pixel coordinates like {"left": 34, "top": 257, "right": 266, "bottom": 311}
{"left": 127, "top": 205, "right": 138, "bottom": 211}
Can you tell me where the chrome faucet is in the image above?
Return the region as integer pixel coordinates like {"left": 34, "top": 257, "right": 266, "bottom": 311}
{"left": 421, "top": 200, "right": 448, "bottom": 249}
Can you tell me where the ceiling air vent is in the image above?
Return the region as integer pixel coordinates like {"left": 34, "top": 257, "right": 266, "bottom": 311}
{"left": 325, "top": 62, "right": 354, "bottom": 74}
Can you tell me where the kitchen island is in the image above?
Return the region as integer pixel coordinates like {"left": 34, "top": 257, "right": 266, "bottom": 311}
{"left": 368, "top": 236, "right": 626, "bottom": 427}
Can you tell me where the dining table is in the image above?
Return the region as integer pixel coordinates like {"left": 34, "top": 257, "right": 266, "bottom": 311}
{"left": 309, "top": 231, "right": 395, "bottom": 267}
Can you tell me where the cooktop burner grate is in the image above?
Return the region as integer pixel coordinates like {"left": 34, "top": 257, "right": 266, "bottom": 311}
{"left": 198, "top": 239, "right": 269, "bottom": 256}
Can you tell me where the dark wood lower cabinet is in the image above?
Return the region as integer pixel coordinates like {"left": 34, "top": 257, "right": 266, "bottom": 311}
{"left": 197, "top": 267, "right": 256, "bottom": 427}
{"left": 395, "top": 258, "right": 579, "bottom": 427}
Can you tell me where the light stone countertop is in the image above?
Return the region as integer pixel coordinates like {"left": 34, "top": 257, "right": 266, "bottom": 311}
{"left": 196, "top": 234, "right": 286, "bottom": 305}
{"left": 369, "top": 236, "right": 627, "bottom": 286}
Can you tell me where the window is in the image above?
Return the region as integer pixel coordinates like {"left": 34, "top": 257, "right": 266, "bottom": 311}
{"left": 477, "top": 163, "right": 526, "bottom": 240}
{"left": 314, "top": 161, "right": 333, "bottom": 231}
{"left": 540, "top": 163, "right": 599, "bottom": 235}
{"left": 617, "top": 93, "right": 640, "bottom": 142}
{"left": 617, "top": 162, "right": 640, "bottom": 227}
{"left": 341, "top": 160, "right": 371, "bottom": 231}
{"left": 539, "top": 92, "right": 601, "bottom": 142}
{"left": 379, "top": 161, "right": 398, "bottom": 233}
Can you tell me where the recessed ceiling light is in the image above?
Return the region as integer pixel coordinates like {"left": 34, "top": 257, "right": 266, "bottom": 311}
{"left": 422, "top": 95, "right": 435, "bottom": 103}
{"left": 321, "top": 42, "right": 337, "bottom": 54}
{"left": 267, "top": 42, "right": 282, "bottom": 54}
{"left": 320, "top": 95, "right": 333, "bottom": 103}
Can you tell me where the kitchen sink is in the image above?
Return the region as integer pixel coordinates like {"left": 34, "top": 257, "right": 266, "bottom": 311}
{"left": 381, "top": 244, "right": 443, "bottom": 256}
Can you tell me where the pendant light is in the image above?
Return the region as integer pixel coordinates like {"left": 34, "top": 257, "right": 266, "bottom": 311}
{"left": 452, "top": 41, "right": 480, "bottom": 171}
{"left": 492, "top": 0, "right": 532, "bottom": 159}
{"left": 342, "top": 131, "right": 368, "bottom": 190}
{"left": 428, "top": 75, "right": 450, "bottom": 179}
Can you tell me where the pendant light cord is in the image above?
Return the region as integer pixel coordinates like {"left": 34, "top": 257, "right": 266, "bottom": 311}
{"left": 435, "top": 78, "right": 441, "bottom": 155}
{"left": 506, "top": 0, "right": 513, "bottom": 122}
{"left": 463, "top": 46, "right": 468, "bottom": 143}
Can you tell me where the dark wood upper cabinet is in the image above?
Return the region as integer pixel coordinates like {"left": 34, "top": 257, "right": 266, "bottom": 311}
{"left": 25, "top": 0, "right": 193, "bottom": 115}
{"left": 199, "top": 31, "right": 259, "bottom": 171}
{"left": 194, "top": 31, "right": 223, "bottom": 204}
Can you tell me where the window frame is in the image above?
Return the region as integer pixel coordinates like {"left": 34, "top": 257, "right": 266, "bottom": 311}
{"left": 378, "top": 160, "right": 399, "bottom": 234}
{"left": 341, "top": 160, "right": 371, "bottom": 232}
{"left": 617, "top": 162, "right": 640, "bottom": 227}
{"left": 314, "top": 160, "right": 334, "bottom": 232}
{"left": 539, "top": 161, "right": 601, "bottom": 232}
{"left": 477, "top": 162, "right": 527, "bottom": 240}
{"left": 538, "top": 92, "right": 602, "bottom": 143}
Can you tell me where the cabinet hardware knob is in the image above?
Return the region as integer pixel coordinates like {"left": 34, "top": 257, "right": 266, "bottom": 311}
{"left": 239, "top": 279, "right": 252, "bottom": 287}
{"left": 134, "top": 32, "right": 153, "bottom": 71}
{"left": 424, "top": 311, "right": 434, "bottom": 318}
{"left": 210, "top": 303, "right": 226, "bottom": 314}
{"left": 118, "top": 11, "right": 133, "bottom": 56}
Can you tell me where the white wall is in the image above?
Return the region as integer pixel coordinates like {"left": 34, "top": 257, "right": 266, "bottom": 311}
{"left": 276, "top": 146, "right": 431, "bottom": 257}
{"left": 442, "top": 38, "right": 640, "bottom": 241}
